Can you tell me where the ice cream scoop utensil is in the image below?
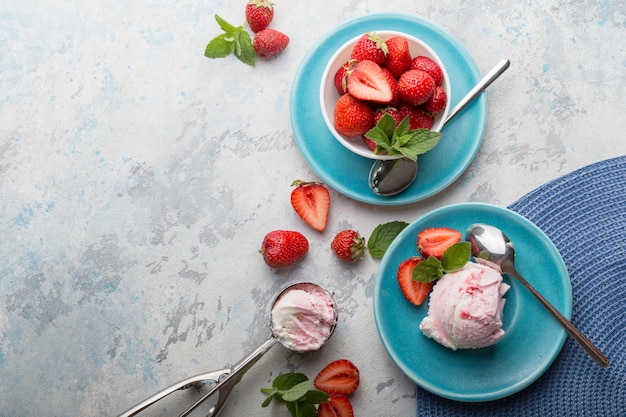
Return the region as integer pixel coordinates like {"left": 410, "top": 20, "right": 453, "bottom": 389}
{"left": 117, "top": 282, "right": 338, "bottom": 417}
{"left": 466, "top": 223, "right": 609, "bottom": 368}
{"left": 368, "top": 58, "right": 510, "bottom": 196}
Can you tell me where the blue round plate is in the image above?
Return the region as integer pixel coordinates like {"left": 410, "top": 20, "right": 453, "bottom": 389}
{"left": 373, "top": 203, "right": 572, "bottom": 401}
{"left": 290, "top": 13, "right": 486, "bottom": 205}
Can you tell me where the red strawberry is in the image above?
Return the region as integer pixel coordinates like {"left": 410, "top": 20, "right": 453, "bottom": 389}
{"left": 361, "top": 135, "right": 377, "bottom": 151}
{"left": 374, "top": 106, "right": 404, "bottom": 125}
{"left": 422, "top": 86, "right": 447, "bottom": 115}
{"left": 290, "top": 180, "right": 330, "bottom": 231}
{"left": 260, "top": 230, "right": 308, "bottom": 268}
{"left": 397, "top": 103, "right": 434, "bottom": 130}
{"left": 410, "top": 56, "right": 444, "bottom": 86}
{"left": 331, "top": 230, "right": 366, "bottom": 262}
{"left": 417, "top": 227, "right": 462, "bottom": 259}
{"left": 314, "top": 359, "right": 360, "bottom": 395}
{"left": 381, "top": 68, "right": 401, "bottom": 106}
{"left": 384, "top": 36, "right": 411, "bottom": 78}
{"left": 350, "top": 32, "right": 388, "bottom": 65}
{"left": 317, "top": 394, "right": 354, "bottom": 417}
{"left": 333, "top": 60, "right": 357, "bottom": 95}
{"left": 397, "top": 256, "right": 432, "bottom": 306}
{"left": 333, "top": 93, "right": 375, "bottom": 137}
{"left": 347, "top": 60, "right": 393, "bottom": 104}
{"left": 252, "top": 28, "right": 289, "bottom": 58}
{"left": 397, "top": 69, "right": 436, "bottom": 106}
{"left": 245, "top": 0, "right": 274, "bottom": 33}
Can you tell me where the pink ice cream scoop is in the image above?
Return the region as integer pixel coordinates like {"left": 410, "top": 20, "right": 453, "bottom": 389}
{"left": 270, "top": 282, "right": 337, "bottom": 352}
{"left": 419, "top": 262, "right": 509, "bottom": 350}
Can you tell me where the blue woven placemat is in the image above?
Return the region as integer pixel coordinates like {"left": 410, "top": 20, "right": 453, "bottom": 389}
{"left": 416, "top": 156, "right": 626, "bottom": 417}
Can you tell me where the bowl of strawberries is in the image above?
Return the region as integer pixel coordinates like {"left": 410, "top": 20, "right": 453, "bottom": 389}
{"left": 320, "top": 30, "right": 451, "bottom": 160}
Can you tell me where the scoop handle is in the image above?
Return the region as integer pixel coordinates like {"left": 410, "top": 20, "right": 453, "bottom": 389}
{"left": 507, "top": 267, "right": 609, "bottom": 368}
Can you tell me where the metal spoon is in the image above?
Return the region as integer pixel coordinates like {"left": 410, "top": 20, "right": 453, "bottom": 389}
{"left": 117, "top": 282, "right": 338, "bottom": 417}
{"left": 368, "top": 58, "right": 511, "bottom": 196}
{"left": 466, "top": 223, "right": 609, "bottom": 368}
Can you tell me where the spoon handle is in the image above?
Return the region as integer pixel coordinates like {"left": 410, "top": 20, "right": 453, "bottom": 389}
{"left": 508, "top": 267, "right": 609, "bottom": 368}
{"left": 444, "top": 58, "right": 511, "bottom": 124}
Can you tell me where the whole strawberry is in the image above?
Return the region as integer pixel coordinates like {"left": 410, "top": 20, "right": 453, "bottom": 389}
{"left": 384, "top": 36, "right": 411, "bottom": 78}
{"left": 334, "top": 93, "right": 374, "bottom": 137}
{"left": 397, "top": 69, "right": 436, "bottom": 106}
{"left": 331, "top": 230, "right": 366, "bottom": 262}
{"left": 350, "top": 32, "right": 388, "bottom": 66}
{"left": 334, "top": 60, "right": 357, "bottom": 95}
{"left": 398, "top": 103, "right": 434, "bottom": 129}
{"left": 423, "top": 86, "right": 447, "bottom": 115}
{"left": 245, "top": 0, "right": 274, "bottom": 33}
{"left": 410, "top": 56, "right": 444, "bottom": 86}
{"left": 260, "top": 230, "right": 309, "bottom": 268}
{"left": 253, "top": 28, "right": 289, "bottom": 58}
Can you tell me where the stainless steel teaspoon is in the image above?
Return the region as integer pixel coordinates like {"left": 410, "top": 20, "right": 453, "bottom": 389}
{"left": 368, "top": 58, "right": 511, "bottom": 196}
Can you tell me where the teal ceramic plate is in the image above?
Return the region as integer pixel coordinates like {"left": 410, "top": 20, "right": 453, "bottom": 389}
{"left": 373, "top": 203, "right": 572, "bottom": 401}
{"left": 290, "top": 13, "right": 486, "bottom": 205}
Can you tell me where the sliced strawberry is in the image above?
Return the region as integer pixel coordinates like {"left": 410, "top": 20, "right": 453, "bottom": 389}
{"left": 314, "top": 359, "right": 360, "bottom": 395}
{"left": 347, "top": 60, "right": 393, "bottom": 104}
{"left": 317, "top": 394, "right": 354, "bottom": 417}
{"left": 417, "top": 227, "right": 462, "bottom": 259}
{"left": 397, "top": 256, "right": 432, "bottom": 306}
{"left": 290, "top": 180, "right": 330, "bottom": 231}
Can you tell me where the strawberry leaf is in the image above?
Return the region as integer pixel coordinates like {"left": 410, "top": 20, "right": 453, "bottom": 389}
{"left": 368, "top": 221, "right": 409, "bottom": 258}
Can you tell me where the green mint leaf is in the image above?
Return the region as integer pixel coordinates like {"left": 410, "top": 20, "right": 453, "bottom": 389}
{"left": 272, "top": 373, "right": 309, "bottom": 390}
{"left": 302, "top": 389, "right": 329, "bottom": 404}
{"left": 412, "top": 256, "right": 443, "bottom": 283}
{"left": 395, "top": 116, "right": 411, "bottom": 137}
{"left": 377, "top": 113, "right": 397, "bottom": 138}
{"left": 281, "top": 380, "right": 312, "bottom": 402}
{"left": 440, "top": 242, "right": 471, "bottom": 272}
{"left": 214, "top": 14, "right": 237, "bottom": 33}
{"left": 233, "top": 29, "right": 256, "bottom": 65}
{"left": 261, "top": 391, "right": 275, "bottom": 407}
{"left": 296, "top": 400, "right": 318, "bottom": 417}
{"left": 367, "top": 221, "right": 409, "bottom": 259}
{"left": 204, "top": 34, "right": 234, "bottom": 58}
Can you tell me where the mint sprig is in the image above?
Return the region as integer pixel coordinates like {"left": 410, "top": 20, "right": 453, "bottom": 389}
{"left": 412, "top": 242, "right": 471, "bottom": 283}
{"left": 365, "top": 114, "right": 443, "bottom": 161}
{"left": 204, "top": 14, "right": 256, "bottom": 65}
{"left": 367, "top": 221, "right": 409, "bottom": 259}
{"left": 261, "top": 372, "right": 329, "bottom": 417}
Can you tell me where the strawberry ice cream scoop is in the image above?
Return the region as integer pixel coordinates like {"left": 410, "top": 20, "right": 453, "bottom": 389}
{"left": 419, "top": 262, "right": 509, "bottom": 350}
{"left": 270, "top": 283, "right": 337, "bottom": 352}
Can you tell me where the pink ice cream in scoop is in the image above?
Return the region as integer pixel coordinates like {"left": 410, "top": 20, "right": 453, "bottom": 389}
{"left": 270, "top": 283, "right": 337, "bottom": 352}
{"left": 419, "top": 262, "right": 509, "bottom": 350}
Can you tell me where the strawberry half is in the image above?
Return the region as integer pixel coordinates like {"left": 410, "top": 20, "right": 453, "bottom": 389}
{"left": 290, "top": 180, "right": 330, "bottom": 231}
{"left": 417, "top": 227, "right": 462, "bottom": 259}
{"left": 397, "top": 256, "right": 432, "bottom": 306}
{"left": 314, "top": 359, "right": 360, "bottom": 395}
{"left": 317, "top": 394, "right": 354, "bottom": 417}
{"left": 347, "top": 60, "right": 393, "bottom": 104}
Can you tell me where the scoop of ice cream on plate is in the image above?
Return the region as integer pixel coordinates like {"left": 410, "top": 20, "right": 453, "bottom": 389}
{"left": 420, "top": 262, "right": 509, "bottom": 350}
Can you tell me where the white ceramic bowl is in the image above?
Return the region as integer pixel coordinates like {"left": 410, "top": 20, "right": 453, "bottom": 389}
{"left": 320, "top": 30, "right": 451, "bottom": 160}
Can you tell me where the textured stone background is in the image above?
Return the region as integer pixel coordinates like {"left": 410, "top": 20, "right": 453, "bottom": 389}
{"left": 1, "top": 0, "right": 624, "bottom": 416}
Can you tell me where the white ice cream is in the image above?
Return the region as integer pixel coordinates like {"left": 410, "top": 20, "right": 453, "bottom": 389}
{"left": 419, "top": 262, "right": 509, "bottom": 350}
{"left": 270, "top": 283, "right": 337, "bottom": 352}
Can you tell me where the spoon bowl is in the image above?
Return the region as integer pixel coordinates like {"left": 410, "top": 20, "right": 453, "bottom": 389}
{"left": 368, "top": 58, "right": 510, "bottom": 196}
{"left": 466, "top": 223, "right": 609, "bottom": 368}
